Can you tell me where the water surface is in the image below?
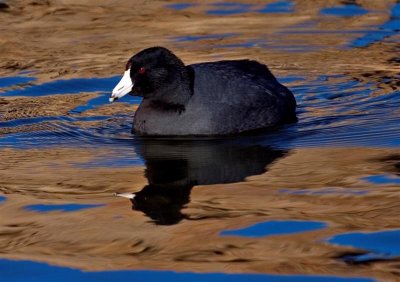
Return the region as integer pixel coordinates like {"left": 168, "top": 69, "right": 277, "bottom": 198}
{"left": 0, "top": 259, "right": 374, "bottom": 282}
{"left": 25, "top": 203, "right": 105, "bottom": 213}
{"left": 220, "top": 220, "right": 326, "bottom": 238}
{"left": 329, "top": 229, "right": 400, "bottom": 263}
{"left": 1, "top": 1, "right": 399, "bottom": 281}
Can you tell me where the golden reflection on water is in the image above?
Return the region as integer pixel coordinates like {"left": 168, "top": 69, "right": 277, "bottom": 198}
{"left": 1, "top": 146, "right": 400, "bottom": 280}
{"left": 0, "top": 0, "right": 400, "bottom": 281}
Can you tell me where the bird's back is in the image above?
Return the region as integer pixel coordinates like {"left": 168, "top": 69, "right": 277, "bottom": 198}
{"left": 133, "top": 59, "right": 296, "bottom": 136}
{"left": 186, "top": 60, "right": 296, "bottom": 134}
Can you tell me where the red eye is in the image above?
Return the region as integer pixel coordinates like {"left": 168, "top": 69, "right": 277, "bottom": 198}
{"left": 139, "top": 67, "right": 145, "bottom": 74}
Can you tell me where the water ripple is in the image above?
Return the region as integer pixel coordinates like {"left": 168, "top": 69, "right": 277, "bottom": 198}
{"left": 1, "top": 69, "right": 399, "bottom": 151}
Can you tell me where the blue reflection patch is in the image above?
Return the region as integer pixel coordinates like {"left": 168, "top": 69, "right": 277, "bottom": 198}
{"left": 216, "top": 40, "right": 264, "bottom": 48}
{"left": 363, "top": 174, "right": 400, "bottom": 185}
{"left": 206, "top": 2, "right": 252, "bottom": 15}
{"left": 320, "top": 4, "right": 368, "bottom": 17}
{"left": 0, "top": 195, "right": 6, "bottom": 204}
{"left": 277, "top": 76, "right": 305, "bottom": 84}
{"left": 2, "top": 76, "right": 120, "bottom": 97}
{"left": 69, "top": 93, "right": 140, "bottom": 114}
{"left": 349, "top": 3, "right": 400, "bottom": 47}
{"left": 25, "top": 203, "right": 105, "bottom": 213}
{"left": 172, "top": 33, "right": 236, "bottom": 42}
{"left": 0, "top": 258, "right": 375, "bottom": 282}
{"left": 166, "top": 3, "right": 196, "bottom": 10}
{"left": 279, "top": 188, "right": 368, "bottom": 196}
{"left": 220, "top": 220, "right": 327, "bottom": 238}
{"left": 329, "top": 229, "right": 400, "bottom": 262}
{"left": 0, "top": 76, "right": 36, "bottom": 88}
{"left": 258, "top": 1, "right": 294, "bottom": 14}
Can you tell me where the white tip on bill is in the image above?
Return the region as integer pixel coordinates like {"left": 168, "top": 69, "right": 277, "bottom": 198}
{"left": 114, "top": 192, "right": 136, "bottom": 199}
{"left": 110, "top": 69, "right": 133, "bottom": 103}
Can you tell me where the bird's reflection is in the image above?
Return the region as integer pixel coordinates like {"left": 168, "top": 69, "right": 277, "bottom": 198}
{"left": 118, "top": 139, "right": 288, "bottom": 225}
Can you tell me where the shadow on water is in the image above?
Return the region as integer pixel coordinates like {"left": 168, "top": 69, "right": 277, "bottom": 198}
{"left": 118, "top": 139, "right": 287, "bottom": 225}
{"left": 377, "top": 154, "right": 400, "bottom": 175}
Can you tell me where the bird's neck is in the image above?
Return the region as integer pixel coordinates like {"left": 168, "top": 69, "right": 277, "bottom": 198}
{"left": 146, "top": 65, "right": 194, "bottom": 112}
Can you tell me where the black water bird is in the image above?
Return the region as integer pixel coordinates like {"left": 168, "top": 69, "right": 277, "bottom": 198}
{"left": 110, "top": 47, "right": 296, "bottom": 136}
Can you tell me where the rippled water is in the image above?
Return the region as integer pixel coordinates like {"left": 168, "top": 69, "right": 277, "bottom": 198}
{"left": 1, "top": 1, "right": 400, "bottom": 281}
{"left": 25, "top": 203, "right": 105, "bottom": 213}
{"left": 0, "top": 259, "right": 375, "bottom": 282}
{"left": 1, "top": 72, "right": 399, "bottom": 149}
{"left": 220, "top": 220, "right": 327, "bottom": 237}
{"left": 329, "top": 229, "right": 400, "bottom": 264}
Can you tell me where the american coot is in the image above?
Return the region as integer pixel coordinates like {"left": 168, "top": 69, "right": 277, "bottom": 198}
{"left": 110, "top": 47, "right": 296, "bottom": 136}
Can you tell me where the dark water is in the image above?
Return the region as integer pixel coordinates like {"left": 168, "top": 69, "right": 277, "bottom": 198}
{"left": 1, "top": 2, "right": 400, "bottom": 281}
